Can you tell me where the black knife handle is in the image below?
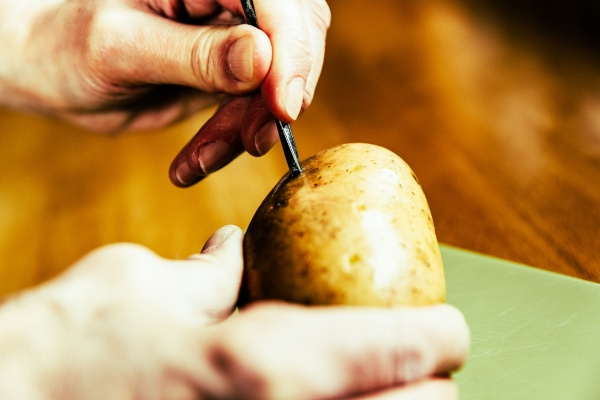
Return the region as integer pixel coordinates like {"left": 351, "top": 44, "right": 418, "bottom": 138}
{"left": 276, "top": 121, "right": 302, "bottom": 177}
{"left": 239, "top": 0, "right": 303, "bottom": 178}
{"left": 240, "top": 0, "right": 259, "bottom": 28}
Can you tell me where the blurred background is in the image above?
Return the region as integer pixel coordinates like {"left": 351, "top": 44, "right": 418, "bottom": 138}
{"left": 2, "top": 0, "right": 600, "bottom": 296}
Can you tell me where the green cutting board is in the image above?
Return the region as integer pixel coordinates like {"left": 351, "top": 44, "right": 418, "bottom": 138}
{"left": 443, "top": 246, "right": 600, "bottom": 399}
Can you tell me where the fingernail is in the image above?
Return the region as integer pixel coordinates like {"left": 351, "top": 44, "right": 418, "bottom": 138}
{"left": 202, "top": 225, "right": 240, "bottom": 252}
{"left": 198, "top": 140, "right": 232, "bottom": 174}
{"left": 228, "top": 36, "right": 254, "bottom": 82}
{"left": 284, "top": 77, "right": 305, "bottom": 120}
{"left": 175, "top": 162, "right": 198, "bottom": 186}
{"left": 254, "top": 121, "right": 279, "bottom": 156}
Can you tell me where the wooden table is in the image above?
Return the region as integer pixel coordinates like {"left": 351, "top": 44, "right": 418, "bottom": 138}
{"left": 2, "top": 0, "right": 600, "bottom": 296}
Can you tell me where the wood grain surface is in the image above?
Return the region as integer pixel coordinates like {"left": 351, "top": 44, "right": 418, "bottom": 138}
{"left": 2, "top": 0, "right": 600, "bottom": 296}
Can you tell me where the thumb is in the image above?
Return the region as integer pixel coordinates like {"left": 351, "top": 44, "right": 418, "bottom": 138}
{"left": 179, "top": 225, "right": 245, "bottom": 320}
{"left": 200, "top": 225, "right": 244, "bottom": 257}
{"left": 98, "top": 9, "right": 272, "bottom": 94}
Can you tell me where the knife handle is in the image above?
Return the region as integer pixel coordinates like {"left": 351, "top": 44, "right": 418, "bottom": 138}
{"left": 239, "top": 0, "right": 303, "bottom": 178}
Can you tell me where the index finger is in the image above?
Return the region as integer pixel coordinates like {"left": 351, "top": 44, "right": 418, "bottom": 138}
{"left": 193, "top": 303, "right": 470, "bottom": 399}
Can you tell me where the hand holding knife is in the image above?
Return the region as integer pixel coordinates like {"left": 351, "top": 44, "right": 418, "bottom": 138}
{"left": 240, "top": 0, "right": 303, "bottom": 178}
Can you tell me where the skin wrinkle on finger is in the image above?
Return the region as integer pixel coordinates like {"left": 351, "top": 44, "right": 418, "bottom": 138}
{"left": 187, "top": 24, "right": 271, "bottom": 93}
{"left": 280, "top": 30, "right": 314, "bottom": 77}
{"left": 307, "top": 0, "right": 331, "bottom": 34}
{"left": 300, "top": 0, "right": 331, "bottom": 109}
{"left": 190, "top": 27, "right": 224, "bottom": 90}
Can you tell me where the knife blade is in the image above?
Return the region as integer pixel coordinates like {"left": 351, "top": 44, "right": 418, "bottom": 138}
{"left": 240, "top": 0, "right": 303, "bottom": 178}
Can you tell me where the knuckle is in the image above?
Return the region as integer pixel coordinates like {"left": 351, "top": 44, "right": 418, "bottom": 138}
{"left": 72, "top": 243, "right": 160, "bottom": 282}
{"left": 85, "top": 9, "right": 142, "bottom": 97}
{"left": 88, "top": 9, "right": 133, "bottom": 71}
{"left": 390, "top": 314, "right": 431, "bottom": 384}
{"left": 393, "top": 345, "right": 427, "bottom": 384}
{"left": 227, "top": 304, "right": 296, "bottom": 358}
{"left": 207, "top": 348, "right": 270, "bottom": 397}
{"left": 190, "top": 27, "right": 231, "bottom": 92}
{"left": 286, "top": 32, "right": 314, "bottom": 77}
{"left": 291, "top": 32, "right": 314, "bottom": 62}
{"left": 89, "top": 243, "right": 155, "bottom": 263}
{"left": 190, "top": 35, "right": 212, "bottom": 90}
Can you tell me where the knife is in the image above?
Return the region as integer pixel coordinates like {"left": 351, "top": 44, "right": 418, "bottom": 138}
{"left": 239, "top": 0, "right": 303, "bottom": 178}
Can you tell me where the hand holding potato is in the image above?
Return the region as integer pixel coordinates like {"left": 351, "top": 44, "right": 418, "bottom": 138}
{"left": 0, "top": 226, "right": 469, "bottom": 399}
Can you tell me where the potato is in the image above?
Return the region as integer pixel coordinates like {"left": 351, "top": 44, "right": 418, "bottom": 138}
{"left": 240, "top": 143, "right": 445, "bottom": 306}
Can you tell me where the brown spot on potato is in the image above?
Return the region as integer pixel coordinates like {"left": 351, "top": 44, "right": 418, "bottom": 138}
{"left": 274, "top": 199, "right": 287, "bottom": 209}
{"left": 299, "top": 265, "right": 309, "bottom": 278}
{"left": 411, "top": 171, "right": 421, "bottom": 185}
{"left": 349, "top": 253, "right": 361, "bottom": 264}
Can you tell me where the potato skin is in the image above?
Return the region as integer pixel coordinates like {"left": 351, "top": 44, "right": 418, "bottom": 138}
{"left": 241, "top": 143, "right": 445, "bottom": 306}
